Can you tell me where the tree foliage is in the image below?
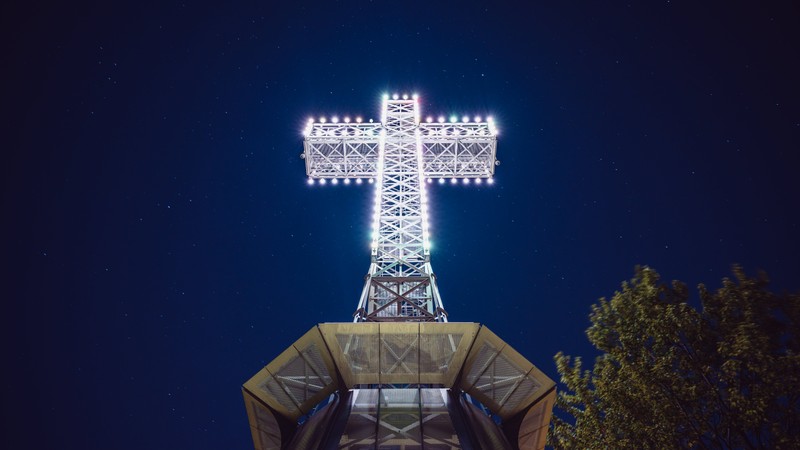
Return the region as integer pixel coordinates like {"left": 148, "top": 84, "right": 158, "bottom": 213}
{"left": 549, "top": 266, "right": 800, "bottom": 449}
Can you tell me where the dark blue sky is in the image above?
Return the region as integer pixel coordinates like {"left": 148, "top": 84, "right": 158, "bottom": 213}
{"left": 3, "top": 1, "right": 798, "bottom": 448}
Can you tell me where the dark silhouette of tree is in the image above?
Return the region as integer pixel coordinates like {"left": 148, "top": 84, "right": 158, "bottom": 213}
{"left": 549, "top": 266, "right": 800, "bottom": 450}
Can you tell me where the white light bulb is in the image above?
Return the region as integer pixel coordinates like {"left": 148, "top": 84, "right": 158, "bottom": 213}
{"left": 331, "top": 178, "right": 338, "bottom": 185}
{"left": 475, "top": 178, "right": 482, "bottom": 184}
{"left": 450, "top": 178, "right": 457, "bottom": 185}
{"left": 412, "top": 93, "right": 419, "bottom": 100}
{"left": 450, "top": 115, "right": 457, "bottom": 123}
{"left": 344, "top": 178, "right": 351, "bottom": 185}
{"left": 463, "top": 178, "right": 470, "bottom": 184}
{"left": 307, "top": 178, "right": 315, "bottom": 185}
{"left": 462, "top": 115, "right": 469, "bottom": 122}
{"left": 426, "top": 116, "right": 433, "bottom": 123}
{"left": 320, "top": 179, "right": 327, "bottom": 185}
{"left": 356, "top": 116, "right": 362, "bottom": 123}
{"left": 392, "top": 93, "right": 399, "bottom": 100}
{"left": 344, "top": 116, "right": 350, "bottom": 123}
{"left": 402, "top": 94, "right": 408, "bottom": 100}
{"left": 320, "top": 116, "right": 326, "bottom": 123}
{"left": 332, "top": 116, "right": 339, "bottom": 123}
{"left": 475, "top": 116, "right": 482, "bottom": 122}
{"left": 356, "top": 178, "right": 362, "bottom": 184}
{"left": 487, "top": 177, "right": 494, "bottom": 185}
{"left": 368, "top": 178, "right": 375, "bottom": 184}
{"left": 427, "top": 178, "right": 432, "bottom": 183}
{"left": 438, "top": 178, "right": 445, "bottom": 185}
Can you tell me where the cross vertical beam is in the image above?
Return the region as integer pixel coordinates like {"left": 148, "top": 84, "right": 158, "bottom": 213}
{"left": 357, "top": 96, "right": 442, "bottom": 321}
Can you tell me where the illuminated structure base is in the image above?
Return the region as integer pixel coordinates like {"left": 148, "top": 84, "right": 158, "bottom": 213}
{"left": 243, "top": 323, "right": 555, "bottom": 449}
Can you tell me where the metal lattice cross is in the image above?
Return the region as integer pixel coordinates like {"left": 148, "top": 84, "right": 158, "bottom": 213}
{"left": 301, "top": 93, "right": 498, "bottom": 322}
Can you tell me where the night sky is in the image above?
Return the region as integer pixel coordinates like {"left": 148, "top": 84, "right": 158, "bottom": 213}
{"left": 3, "top": 1, "right": 799, "bottom": 448}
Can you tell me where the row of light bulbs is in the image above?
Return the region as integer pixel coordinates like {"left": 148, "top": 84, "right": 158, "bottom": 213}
{"left": 425, "top": 115, "right": 493, "bottom": 124}
{"left": 306, "top": 177, "right": 494, "bottom": 185}
{"left": 307, "top": 115, "right": 494, "bottom": 124}
{"left": 311, "top": 116, "right": 372, "bottom": 124}
{"left": 385, "top": 93, "right": 417, "bottom": 100}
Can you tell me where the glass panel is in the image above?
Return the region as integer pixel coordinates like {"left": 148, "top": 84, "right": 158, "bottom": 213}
{"left": 421, "top": 389, "right": 461, "bottom": 449}
{"left": 378, "top": 389, "right": 422, "bottom": 447}
{"left": 339, "top": 389, "right": 379, "bottom": 449}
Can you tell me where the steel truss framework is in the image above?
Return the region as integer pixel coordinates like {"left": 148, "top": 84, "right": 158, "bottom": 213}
{"left": 302, "top": 96, "right": 498, "bottom": 322}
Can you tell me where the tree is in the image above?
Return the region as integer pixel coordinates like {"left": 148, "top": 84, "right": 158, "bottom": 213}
{"left": 548, "top": 266, "right": 800, "bottom": 450}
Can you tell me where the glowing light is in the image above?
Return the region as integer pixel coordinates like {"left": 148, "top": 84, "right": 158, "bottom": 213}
{"left": 319, "top": 116, "right": 326, "bottom": 123}
{"left": 412, "top": 93, "right": 419, "bottom": 100}
{"left": 475, "top": 178, "right": 483, "bottom": 185}
{"left": 438, "top": 178, "right": 445, "bottom": 185}
{"left": 402, "top": 93, "right": 408, "bottom": 100}
{"left": 356, "top": 178, "right": 362, "bottom": 184}
{"left": 426, "top": 116, "right": 433, "bottom": 123}
{"left": 463, "top": 178, "right": 470, "bottom": 184}
{"left": 486, "top": 116, "right": 498, "bottom": 135}
{"left": 487, "top": 177, "right": 495, "bottom": 185}
{"left": 438, "top": 116, "right": 445, "bottom": 123}
{"left": 369, "top": 118, "right": 373, "bottom": 123}
{"left": 332, "top": 116, "right": 339, "bottom": 123}
{"left": 344, "top": 178, "right": 351, "bottom": 185}
{"left": 307, "top": 178, "right": 315, "bottom": 185}
{"left": 307, "top": 117, "right": 314, "bottom": 124}
{"left": 382, "top": 93, "right": 389, "bottom": 100}
{"left": 392, "top": 93, "right": 399, "bottom": 100}
{"left": 474, "top": 115, "right": 482, "bottom": 122}
{"left": 320, "top": 178, "right": 327, "bottom": 185}
{"left": 331, "top": 178, "right": 338, "bottom": 185}
{"left": 368, "top": 178, "right": 375, "bottom": 184}
{"left": 462, "top": 115, "right": 469, "bottom": 122}
{"left": 449, "top": 115, "right": 457, "bottom": 123}
{"left": 356, "top": 116, "right": 362, "bottom": 123}
{"left": 450, "top": 178, "right": 457, "bottom": 185}
{"left": 344, "top": 116, "right": 350, "bottom": 123}
{"left": 427, "top": 178, "right": 432, "bottom": 183}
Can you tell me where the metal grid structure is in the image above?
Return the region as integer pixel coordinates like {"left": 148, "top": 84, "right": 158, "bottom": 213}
{"left": 302, "top": 94, "right": 498, "bottom": 322}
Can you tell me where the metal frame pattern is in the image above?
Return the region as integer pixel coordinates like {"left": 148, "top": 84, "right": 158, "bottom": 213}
{"left": 302, "top": 95, "right": 498, "bottom": 322}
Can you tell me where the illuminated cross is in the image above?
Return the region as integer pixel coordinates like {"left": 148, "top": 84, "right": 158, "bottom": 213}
{"left": 301, "top": 93, "right": 498, "bottom": 322}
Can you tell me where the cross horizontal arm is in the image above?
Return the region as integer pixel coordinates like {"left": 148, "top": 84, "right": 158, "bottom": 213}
{"left": 303, "top": 122, "right": 497, "bottom": 179}
{"left": 419, "top": 123, "right": 497, "bottom": 179}
{"left": 303, "top": 123, "right": 382, "bottom": 179}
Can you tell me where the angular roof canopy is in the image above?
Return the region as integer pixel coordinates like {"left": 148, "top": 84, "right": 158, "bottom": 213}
{"left": 243, "top": 322, "right": 555, "bottom": 450}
